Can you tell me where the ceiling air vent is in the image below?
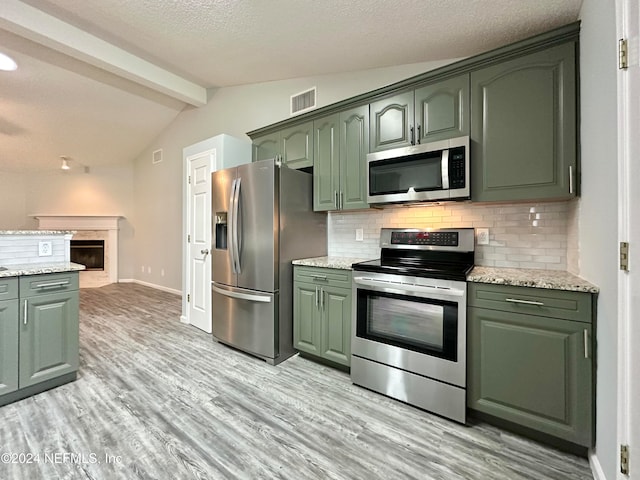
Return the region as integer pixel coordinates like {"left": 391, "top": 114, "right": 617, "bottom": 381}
{"left": 290, "top": 87, "right": 317, "bottom": 116}
{"left": 152, "top": 149, "right": 163, "bottom": 164}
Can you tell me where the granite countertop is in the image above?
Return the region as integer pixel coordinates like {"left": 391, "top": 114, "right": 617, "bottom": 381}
{"left": 292, "top": 256, "right": 373, "bottom": 270}
{"left": 468, "top": 266, "right": 599, "bottom": 293}
{"left": 0, "top": 262, "right": 86, "bottom": 278}
{"left": 0, "top": 230, "right": 75, "bottom": 235}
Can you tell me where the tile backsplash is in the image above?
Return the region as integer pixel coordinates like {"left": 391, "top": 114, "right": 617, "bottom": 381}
{"left": 328, "top": 200, "right": 578, "bottom": 271}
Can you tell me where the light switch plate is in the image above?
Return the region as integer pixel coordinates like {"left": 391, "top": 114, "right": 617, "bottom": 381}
{"left": 355, "top": 228, "right": 364, "bottom": 241}
{"left": 476, "top": 228, "right": 490, "bottom": 246}
{"left": 38, "top": 240, "right": 53, "bottom": 256}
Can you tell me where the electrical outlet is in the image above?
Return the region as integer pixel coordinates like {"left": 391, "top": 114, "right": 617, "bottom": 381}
{"left": 355, "top": 228, "right": 364, "bottom": 241}
{"left": 141, "top": 265, "right": 145, "bottom": 273}
{"left": 147, "top": 266, "right": 151, "bottom": 274}
{"left": 38, "top": 240, "right": 53, "bottom": 256}
{"left": 476, "top": 228, "right": 490, "bottom": 246}
{"left": 161, "top": 269, "right": 165, "bottom": 277}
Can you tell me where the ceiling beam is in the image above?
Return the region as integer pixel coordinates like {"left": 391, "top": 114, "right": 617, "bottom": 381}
{"left": 0, "top": 0, "right": 207, "bottom": 107}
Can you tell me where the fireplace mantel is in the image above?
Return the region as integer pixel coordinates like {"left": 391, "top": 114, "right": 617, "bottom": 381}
{"left": 31, "top": 215, "right": 122, "bottom": 231}
{"left": 32, "top": 215, "right": 122, "bottom": 286}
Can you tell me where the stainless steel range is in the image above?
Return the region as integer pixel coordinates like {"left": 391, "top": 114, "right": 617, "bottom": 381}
{"left": 351, "top": 227, "right": 474, "bottom": 423}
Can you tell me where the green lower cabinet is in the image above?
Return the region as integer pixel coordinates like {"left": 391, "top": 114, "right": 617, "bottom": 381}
{"left": 293, "top": 283, "right": 322, "bottom": 355}
{"left": 293, "top": 267, "right": 352, "bottom": 367}
{"left": 0, "top": 297, "right": 19, "bottom": 396}
{"left": 467, "top": 287, "right": 594, "bottom": 447}
{"left": 320, "top": 285, "right": 351, "bottom": 365}
{"left": 0, "top": 272, "right": 80, "bottom": 406}
{"left": 19, "top": 290, "right": 79, "bottom": 389}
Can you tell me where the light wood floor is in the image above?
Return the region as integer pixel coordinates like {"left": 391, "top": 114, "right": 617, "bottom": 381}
{"left": 0, "top": 283, "right": 593, "bottom": 479}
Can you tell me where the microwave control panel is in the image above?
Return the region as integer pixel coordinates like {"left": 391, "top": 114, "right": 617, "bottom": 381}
{"left": 449, "top": 146, "right": 466, "bottom": 189}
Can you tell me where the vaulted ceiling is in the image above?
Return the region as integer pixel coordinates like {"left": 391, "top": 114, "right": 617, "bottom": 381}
{"left": 0, "top": 0, "right": 583, "bottom": 173}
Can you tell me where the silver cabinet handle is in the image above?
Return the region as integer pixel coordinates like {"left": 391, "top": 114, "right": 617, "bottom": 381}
{"left": 35, "top": 280, "right": 69, "bottom": 288}
{"left": 505, "top": 298, "right": 545, "bottom": 306}
{"left": 410, "top": 125, "right": 415, "bottom": 145}
{"left": 340, "top": 191, "right": 344, "bottom": 210}
{"left": 320, "top": 288, "right": 324, "bottom": 310}
{"left": 23, "top": 299, "right": 28, "bottom": 325}
{"left": 416, "top": 124, "right": 421, "bottom": 144}
{"left": 310, "top": 274, "right": 328, "bottom": 280}
{"left": 201, "top": 249, "right": 209, "bottom": 255}
{"left": 334, "top": 190, "right": 338, "bottom": 209}
{"left": 569, "top": 165, "right": 574, "bottom": 194}
{"left": 315, "top": 286, "right": 319, "bottom": 308}
{"left": 584, "top": 329, "right": 589, "bottom": 359}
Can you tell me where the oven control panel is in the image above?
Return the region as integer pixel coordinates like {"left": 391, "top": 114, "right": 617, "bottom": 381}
{"left": 390, "top": 230, "right": 458, "bottom": 246}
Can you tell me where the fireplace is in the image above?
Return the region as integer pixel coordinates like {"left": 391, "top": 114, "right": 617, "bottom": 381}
{"left": 70, "top": 240, "right": 105, "bottom": 271}
{"left": 33, "top": 215, "right": 121, "bottom": 288}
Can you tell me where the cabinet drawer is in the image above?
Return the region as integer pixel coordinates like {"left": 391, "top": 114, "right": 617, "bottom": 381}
{"left": 0, "top": 278, "right": 18, "bottom": 301}
{"left": 20, "top": 272, "right": 79, "bottom": 297}
{"left": 294, "top": 267, "right": 352, "bottom": 289}
{"left": 468, "top": 283, "right": 592, "bottom": 323}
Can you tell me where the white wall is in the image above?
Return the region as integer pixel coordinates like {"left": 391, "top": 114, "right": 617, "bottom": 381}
{"left": 132, "top": 60, "right": 454, "bottom": 291}
{"left": 578, "top": 1, "right": 619, "bottom": 478}
{"left": 0, "top": 165, "right": 136, "bottom": 280}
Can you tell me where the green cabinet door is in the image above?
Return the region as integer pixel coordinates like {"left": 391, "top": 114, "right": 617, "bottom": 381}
{"left": 252, "top": 132, "right": 281, "bottom": 162}
{"left": 320, "top": 285, "right": 351, "bottom": 366}
{"left": 293, "top": 282, "right": 321, "bottom": 355}
{"left": 339, "top": 105, "right": 369, "bottom": 210}
{"left": 281, "top": 121, "right": 314, "bottom": 169}
{"left": 19, "top": 290, "right": 79, "bottom": 389}
{"left": 467, "top": 306, "right": 593, "bottom": 446}
{"left": 0, "top": 299, "right": 19, "bottom": 396}
{"left": 471, "top": 42, "right": 577, "bottom": 202}
{"left": 369, "top": 91, "right": 414, "bottom": 152}
{"left": 415, "top": 74, "right": 469, "bottom": 144}
{"left": 313, "top": 113, "right": 340, "bottom": 211}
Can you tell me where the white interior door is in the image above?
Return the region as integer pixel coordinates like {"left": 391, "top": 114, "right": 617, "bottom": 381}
{"left": 187, "top": 151, "right": 215, "bottom": 332}
{"left": 618, "top": 0, "right": 639, "bottom": 477}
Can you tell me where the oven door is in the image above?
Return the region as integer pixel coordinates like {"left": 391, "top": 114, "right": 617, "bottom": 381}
{"left": 351, "top": 273, "right": 467, "bottom": 387}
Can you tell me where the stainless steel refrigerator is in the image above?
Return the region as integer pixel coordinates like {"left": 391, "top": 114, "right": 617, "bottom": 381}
{"left": 211, "top": 159, "right": 327, "bottom": 365}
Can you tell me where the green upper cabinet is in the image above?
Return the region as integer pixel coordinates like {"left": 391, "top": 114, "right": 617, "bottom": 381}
{"left": 314, "top": 106, "right": 369, "bottom": 211}
{"left": 471, "top": 42, "right": 577, "bottom": 202}
{"left": 252, "top": 122, "right": 314, "bottom": 169}
{"left": 414, "top": 74, "right": 470, "bottom": 144}
{"left": 281, "top": 122, "right": 314, "bottom": 169}
{"left": 340, "top": 106, "right": 369, "bottom": 210}
{"left": 369, "top": 91, "right": 414, "bottom": 152}
{"left": 313, "top": 113, "right": 340, "bottom": 211}
{"left": 369, "top": 74, "right": 470, "bottom": 152}
{"left": 252, "top": 132, "right": 280, "bottom": 162}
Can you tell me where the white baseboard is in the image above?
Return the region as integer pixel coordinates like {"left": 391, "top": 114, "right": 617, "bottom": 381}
{"left": 588, "top": 450, "right": 606, "bottom": 480}
{"left": 118, "top": 278, "right": 182, "bottom": 296}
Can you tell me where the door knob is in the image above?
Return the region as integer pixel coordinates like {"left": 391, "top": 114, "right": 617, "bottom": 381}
{"left": 201, "top": 249, "right": 209, "bottom": 255}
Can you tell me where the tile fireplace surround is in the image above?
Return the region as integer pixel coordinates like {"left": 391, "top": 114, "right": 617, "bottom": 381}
{"left": 33, "top": 215, "right": 121, "bottom": 288}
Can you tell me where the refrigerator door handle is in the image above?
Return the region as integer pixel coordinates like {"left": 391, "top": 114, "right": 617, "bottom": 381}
{"left": 228, "top": 178, "right": 237, "bottom": 274}
{"left": 232, "top": 177, "right": 242, "bottom": 273}
{"left": 212, "top": 284, "right": 272, "bottom": 303}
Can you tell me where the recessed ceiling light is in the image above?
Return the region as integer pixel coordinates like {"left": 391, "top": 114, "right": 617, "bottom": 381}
{"left": 0, "top": 52, "right": 17, "bottom": 71}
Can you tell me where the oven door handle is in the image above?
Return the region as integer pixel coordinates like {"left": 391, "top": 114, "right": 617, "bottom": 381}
{"left": 353, "top": 276, "right": 465, "bottom": 298}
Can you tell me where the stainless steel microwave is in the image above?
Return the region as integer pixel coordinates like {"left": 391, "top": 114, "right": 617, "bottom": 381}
{"left": 367, "top": 136, "right": 470, "bottom": 205}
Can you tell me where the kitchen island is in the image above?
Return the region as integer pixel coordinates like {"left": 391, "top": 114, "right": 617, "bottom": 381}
{"left": 0, "top": 230, "right": 85, "bottom": 407}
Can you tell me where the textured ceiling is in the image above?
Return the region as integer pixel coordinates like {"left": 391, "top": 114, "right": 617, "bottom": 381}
{"left": 0, "top": 0, "right": 583, "bottom": 172}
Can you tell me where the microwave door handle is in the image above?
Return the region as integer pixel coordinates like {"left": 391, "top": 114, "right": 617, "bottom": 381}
{"left": 441, "top": 149, "right": 450, "bottom": 190}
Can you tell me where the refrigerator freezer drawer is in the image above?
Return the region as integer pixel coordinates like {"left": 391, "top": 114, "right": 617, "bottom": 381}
{"left": 212, "top": 283, "right": 278, "bottom": 362}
